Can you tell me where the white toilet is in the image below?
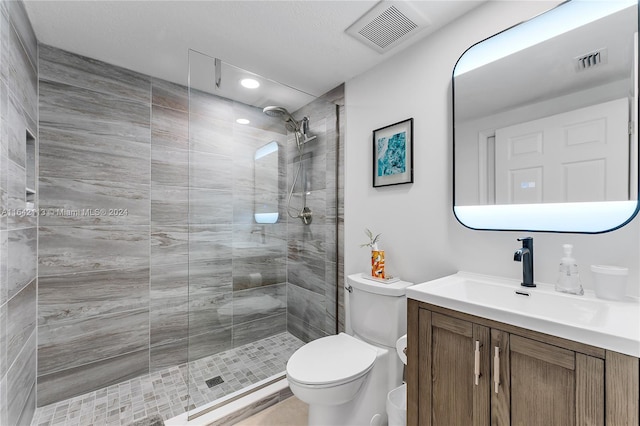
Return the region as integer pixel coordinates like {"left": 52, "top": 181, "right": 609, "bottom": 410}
{"left": 286, "top": 273, "right": 413, "bottom": 426}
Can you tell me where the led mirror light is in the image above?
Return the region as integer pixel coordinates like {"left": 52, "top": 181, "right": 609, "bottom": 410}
{"left": 240, "top": 78, "right": 260, "bottom": 89}
{"left": 454, "top": 201, "right": 638, "bottom": 233}
{"left": 452, "top": 0, "right": 639, "bottom": 233}
{"left": 454, "top": 0, "right": 636, "bottom": 76}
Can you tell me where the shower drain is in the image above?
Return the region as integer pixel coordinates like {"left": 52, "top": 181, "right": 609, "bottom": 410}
{"left": 205, "top": 376, "right": 225, "bottom": 388}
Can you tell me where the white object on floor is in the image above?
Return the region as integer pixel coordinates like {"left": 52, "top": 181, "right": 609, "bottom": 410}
{"left": 387, "top": 384, "right": 407, "bottom": 426}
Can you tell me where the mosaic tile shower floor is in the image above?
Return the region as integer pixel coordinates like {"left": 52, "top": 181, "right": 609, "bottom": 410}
{"left": 31, "top": 332, "right": 304, "bottom": 426}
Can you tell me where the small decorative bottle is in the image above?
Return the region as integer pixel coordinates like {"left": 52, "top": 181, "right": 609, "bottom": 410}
{"left": 361, "top": 228, "right": 385, "bottom": 279}
{"left": 556, "top": 244, "right": 584, "bottom": 295}
{"left": 371, "top": 243, "right": 385, "bottom": 279}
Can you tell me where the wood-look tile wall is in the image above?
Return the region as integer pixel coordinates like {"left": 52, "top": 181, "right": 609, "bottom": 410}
{"left": 36, "top": 43, "right": 153, "bottom": 406}
{"left": 0, "top": 0, "right": 38, "bottom": 424}
{"left": 287, "top": 86, "right": 345, "bottom": 340}
{"left": 35, "top": 43, "right": 345, "bottom": 407}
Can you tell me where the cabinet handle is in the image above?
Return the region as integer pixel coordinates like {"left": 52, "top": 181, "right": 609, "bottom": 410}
{"left": 493, "top": 346, "right": 500, "bottom": 394}
{"left": 474, "top": 340, "right": 481, "bottom": 385}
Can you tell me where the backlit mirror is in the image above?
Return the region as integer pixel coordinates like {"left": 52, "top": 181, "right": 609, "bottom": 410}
{"left": 453, "top": 0, "right": 639, "bottom": 233}
{"left": 254, "top": 141, "right": 280, "bottom": 224}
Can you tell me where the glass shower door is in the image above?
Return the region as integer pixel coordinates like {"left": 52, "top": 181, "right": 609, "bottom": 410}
{"left": 186, "top": 49, "right": 340, "bottom": 419}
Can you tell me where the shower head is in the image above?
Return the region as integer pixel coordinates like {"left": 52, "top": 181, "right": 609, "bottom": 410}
{"left": 263, "top": 106, "right": 300, "bottom": 131}
{"left": 263, "top": 106, "right": 290, "bottom": 118}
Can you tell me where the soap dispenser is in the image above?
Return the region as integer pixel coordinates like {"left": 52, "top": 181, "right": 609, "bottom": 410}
{"left": 556, "top": 244, "right": 584, "bottom": 295}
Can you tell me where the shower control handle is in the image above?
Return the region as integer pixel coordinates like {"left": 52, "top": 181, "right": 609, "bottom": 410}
{"left": 300, "top": 207, "right": 312, "bottom": 225}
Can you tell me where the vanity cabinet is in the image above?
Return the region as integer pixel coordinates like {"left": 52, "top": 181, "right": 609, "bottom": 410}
{"left": 407, "top": 299, "right": 640, "bottom": 426}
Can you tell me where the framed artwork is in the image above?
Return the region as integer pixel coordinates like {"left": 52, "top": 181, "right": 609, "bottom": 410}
{"left": 372, "top": 118, "right": 414, "bottom": 187}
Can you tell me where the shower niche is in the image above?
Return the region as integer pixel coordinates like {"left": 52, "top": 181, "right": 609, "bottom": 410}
{"left": 254, "top": 141, "right": 280, "bottom": 224}
{"left": 25, "top": 129, "right": 36, "bottom": 208}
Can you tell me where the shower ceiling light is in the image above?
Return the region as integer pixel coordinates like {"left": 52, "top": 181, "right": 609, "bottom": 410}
{"left": 240, "top": 78, "right": 260, "bottom": 89}
{"left": 236, "top": 118, "right": 250, "bottom": 125}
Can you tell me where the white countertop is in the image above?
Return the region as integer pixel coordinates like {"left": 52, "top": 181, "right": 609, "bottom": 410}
{"left": 407, "top": 271, "right": 640, "bottom": 357}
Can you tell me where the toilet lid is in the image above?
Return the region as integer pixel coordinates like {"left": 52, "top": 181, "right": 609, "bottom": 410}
{"left": 287, "top": 333, "right": 377, "bottom": 386}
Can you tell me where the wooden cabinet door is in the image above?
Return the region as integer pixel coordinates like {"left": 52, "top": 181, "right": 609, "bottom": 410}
{"left": 418, "top": 309, "right": 490, "bottom": 426}
{"left": 409, "top": 302, "right": 617, "bottom": 426}
{"left": 490, "top": 329, "right": 510, "bottom": 426}
{"left": 509, "top": 334, "right": 576, "bottom": 425}
{"left": 493, "top": 333, "right": 605, "bottom": 426}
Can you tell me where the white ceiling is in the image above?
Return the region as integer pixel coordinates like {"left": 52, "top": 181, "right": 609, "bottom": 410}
{"left": 23, "top": 0, "right": 485, "bottom": 98}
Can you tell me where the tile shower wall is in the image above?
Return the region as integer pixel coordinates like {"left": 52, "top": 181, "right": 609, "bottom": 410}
{"left": 0, "top": 0, "right": 39, "bottom": 424}
{"left": 36, "top": 44, "right": 345, "bottom": 407}
{"left": 287, "top": 85, "right": 345, "bottom": 341}
{"left": 37, "top": 43, "right": 153, "bottom": 407}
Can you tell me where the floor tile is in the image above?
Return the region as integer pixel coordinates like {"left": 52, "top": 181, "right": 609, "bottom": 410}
{"left": 31, "top": 332, "right": 303, "bottom": 426}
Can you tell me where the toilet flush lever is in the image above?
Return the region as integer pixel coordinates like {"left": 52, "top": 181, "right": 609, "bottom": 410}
{"left": 345, "top": 284, "right": 353, "bottom": 293}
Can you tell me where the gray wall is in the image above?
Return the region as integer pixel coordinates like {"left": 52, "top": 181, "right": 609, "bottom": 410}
{"left": 287, "top": 86, "right": 345, "bottom": 340}
{"left": 37, "top": 43, "right": 154, "bottom": 406}
{"left": 36, "top": 44, "right": 344, "bottom": 407}
{"left": 0, "top": 0, "right": 39, "bottom": 424}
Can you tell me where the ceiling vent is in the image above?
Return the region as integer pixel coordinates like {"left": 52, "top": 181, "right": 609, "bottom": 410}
{"left": 346, "top": 1, "right": 429, "bottom": 54}
{"left": 575, "top": 48, "right": 608, "bottom": 72}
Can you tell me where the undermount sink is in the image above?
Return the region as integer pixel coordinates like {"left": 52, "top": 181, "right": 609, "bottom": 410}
{"left": 407, "top": 272, "right": 640, "bottom": 357}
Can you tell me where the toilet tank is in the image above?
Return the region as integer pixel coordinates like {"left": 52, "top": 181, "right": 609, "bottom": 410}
{"left": 347, "top": 273, "right": 413, "bottom": 347}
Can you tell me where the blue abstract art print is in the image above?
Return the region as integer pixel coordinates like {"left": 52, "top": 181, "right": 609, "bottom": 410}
{"left": 377, "top": 131, "right": 406, "bottom": 176}
{"left": 373, "top": 118, "right": 413, "bottom": 187}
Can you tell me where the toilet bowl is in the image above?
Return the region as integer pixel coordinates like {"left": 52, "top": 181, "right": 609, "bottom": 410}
{"left": 287, "top": 333, "right": 376, "bottom": 406}
{"left": 287, "top": 333, "right": 393, "bottom": 426}
{"left": 286, "top": 273, "right": 413, "bottom": 426}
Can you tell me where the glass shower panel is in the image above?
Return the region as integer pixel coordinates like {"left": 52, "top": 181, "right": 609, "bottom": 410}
{"left": 187, "top": 50, "right": 339, "bottom": 418}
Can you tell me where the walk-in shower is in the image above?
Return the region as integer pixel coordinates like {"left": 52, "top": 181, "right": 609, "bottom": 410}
{"left": 184, "top": 50, "right": 343, "bottom": 421}
{"left": 21, "top": 38, "right": 344, "bottom": 426}
{"left": 33, "top": 44, "right": 216, "bottom": 425}
{"left": 29, "top": 47, "right": 342, "bottom": 426}
{"left": 263, "top": 106, "right": 317, "bottom": 225}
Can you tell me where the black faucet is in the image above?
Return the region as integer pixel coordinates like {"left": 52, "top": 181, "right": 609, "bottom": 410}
{"left": 514, "top": 237, "right": 535, "bottom": 287}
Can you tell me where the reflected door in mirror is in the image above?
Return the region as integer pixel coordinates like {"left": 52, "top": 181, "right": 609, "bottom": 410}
{"left": 494, "top": 98, "right": 629, "bottom": 204}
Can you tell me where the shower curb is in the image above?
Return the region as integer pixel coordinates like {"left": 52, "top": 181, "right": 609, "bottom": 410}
{"left": 164, "top": 375, "right": 292, "bottom": 426}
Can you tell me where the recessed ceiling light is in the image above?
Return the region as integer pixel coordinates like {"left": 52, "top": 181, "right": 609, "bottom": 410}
{"left": 236, "top": 118, "right": 250, "bottom": 125}
{"left": 240, "top": 78, "right": 260, "bottom": 89}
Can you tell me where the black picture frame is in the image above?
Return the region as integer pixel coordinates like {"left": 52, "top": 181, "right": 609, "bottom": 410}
{"left": 372, "top": 118, "right": 414, "bottom": 187}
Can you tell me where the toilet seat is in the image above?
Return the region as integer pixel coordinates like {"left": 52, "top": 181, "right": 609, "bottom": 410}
{"left": 287, "top": 333, "right": 377, "bottom": 387}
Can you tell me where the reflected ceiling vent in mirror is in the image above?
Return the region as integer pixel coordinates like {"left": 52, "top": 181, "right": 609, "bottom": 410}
{"left": 575, "top": 48, "right": 608, "bottom": 72}
{"left": 346, "top": 1, "right": 429, "bottom": 54}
